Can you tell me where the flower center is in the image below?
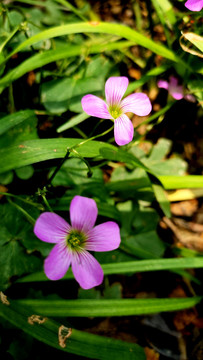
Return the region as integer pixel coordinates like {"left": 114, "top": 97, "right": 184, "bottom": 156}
{"left": 66, "top": 230, "right": 86, "bottom": 251}
{"left": 108, "top": 105, "right": 122, "bottom": 119}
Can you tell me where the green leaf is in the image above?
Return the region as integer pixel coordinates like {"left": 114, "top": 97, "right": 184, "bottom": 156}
{"left": 0, "top": 111, "right": 38, "bottom": 149}
{"left": 187, "top": 79, "right": 203, "bottom": 104}
{"left": 122, "top": 230, "right": 166, "bottom": 259}
{"left": 107, "top": 167, "right": 151, "bottom": 194}
{"left": 0, "top": 240, "right": 40, "bottom": 290}
{"left": 132, "top": 206, "right": 160, "bottom": 232}
{"left": 85, "top": 55, "right": 112, "bottom": 78}
{"left": 0, "top": 110, "right": 36, "bottom": 136}
{"left": 0, "top": 299, "right": 146, "bottom": 360}
{"left": 49, "top": 158, "right": 103, "bottom": 187}
{"left": 0, "top": 203, "right": 42, "bottom": 289}
{"left": 78, "top": 287, "right": 101, "bottom": 299}
{"left": 151, "top": 0, "right": 177, "bottom": 28}
{"left": 6, "top": 22, "right": 182, "bottom": 63}
{"left": 0, "top": 53, "right": 5, "bottom": 76}
{"left": 6, "top": 10, "right": 24, "bottom": 27}
{"left": 159, "top": 175, "right": 203, "bottom": 189}
{"left": 151, "top": 180, "right": 171, "bottom": 217}
{"left": 19, "top": 256, "right": 203, "bottom": 283}
{"left": 15, "top": 297, "right": 202, "bottom": 317}
{"left": 78, "top": 282, "right": 122, "bottom": 300}
{"left": 0, "top": 139, "right": 116, "bottom": 174}
{"left": 103, "top": 283, "right": 122, "bottom": 299}
{"left": 0, "top": 40, "right": 134, "bottom": 92}
{"left": 100, "top": 147, "right": 172, "bottom": 215}
{"left": 99, "top": 147, "right": 149, "bottom": 172}
{"left": 110, "top": 144, "right": 172, "bottom": 215}
{"left": 151, "top": 0, "right": 177, "bottom": 48}
{"left": 50, "top": 194, "right": 121, "bottom": 221}
{"left": 57, "top": 112, "right": 89, "bottom": 133}
{"left": 15, "top": 165, "right": 34, "bottom": 180}
{"left": 0, "top": 171, "right": 14, "bottom": 185}
{"left": 131, "top": 138, "right": 188, "bottom": 177}
{"left": 150, "top": 158, "right": 187, "bottom": 176}
{"left": 41, "top": 76, "right": 104, "bottom": 114}
{"left": 148, "top": 138, "right": 172, "bottom": 161}
{"left": 126, "top": 64, "right": 170, "bottom": 95}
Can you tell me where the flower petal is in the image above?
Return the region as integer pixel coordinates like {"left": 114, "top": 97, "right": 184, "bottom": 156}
{"left": 121, "top": 93, "right": 152, "bottom": 116}
{"left": 168, "top": 76, "right": 184, "bottom": 100}
{"left": 184, "top": 94, "right": 196, "bottom": 102}
{"left": 185, "top": 0, "right": 203, "bottom": 11}
{"left": 81, "top": 94, "right": 111, "bottom": 119}
{"left": 114, "top": 114, "right": 134, "bottom": 146}
{"left": 70, "top": 195, "right": 98, "bottom": 232}
{"left": 34, "top": 212, "right": 70, "bottom": 243}
{"left": 169, "top": 87, "right": 184, "bottom": 100}
{"left": 157, "top": 80, "right": 169, "bottom": 90}
{"left": 169, "top": 76, "right": 178, "bottom": 88}
{"left": 71, "top": 250, "right": 103, "bottom": 289}
{"left": 105, "top": 77, "right": 129, "bottom": 106}
{"left": 44, "top": 243, "right": 71, "bottom": 280}
{"left": 86, "top": 221, "right": 121, "bottom": 251}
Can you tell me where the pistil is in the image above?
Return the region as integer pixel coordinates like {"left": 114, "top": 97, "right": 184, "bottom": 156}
{"left": 66, "top": 230, "right": 86, "bottom": 251}
{"left": 108, "top": 105, "right": 123, "bottom": 119}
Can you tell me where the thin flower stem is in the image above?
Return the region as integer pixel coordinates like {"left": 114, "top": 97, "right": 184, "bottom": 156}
{"left": 23, "top": 24, "right": 35, "bottom": 54}
{"left": 0, "top": 25, "right": 20, "bottom": 53}
{"left": 47, "top": 149, "right": 71, "bottom": 186}
{"left": 41, "top": 194, "right": 53, "bottom": 212}
{"left": 89, "top": 119, "right": 104, "bottom": 137}
{"left": 134, "top": 101, "right": 175, "bottom": 129}
{"left": 8, "top": 83, "right": 15, "bottom": 113}
{"left": 54, "top": 0, "right": 88, "bottom": 22}
{"left": 73, "top": 124, "right": 114, "bottom": 149}
{"left": 73, "top": 126, "right": 88, "bottom": 139}
{"left": 8, "top": 198, "right": 36, "bottom": 225}
{"left": 0, "top": 191, "right": 44, "bottom": 210}
{"left": 127, "top": 101, "right": 176, "bottom": 149}
{"left": 71, "top": 149, "right": 93, "bottom": 177}
{"left": 47, "top": 124, "right": 114, "bottom": 185}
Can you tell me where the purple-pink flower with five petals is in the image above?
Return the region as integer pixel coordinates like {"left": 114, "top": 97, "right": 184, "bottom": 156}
{"left": 34, "top": 195, "right": 121, "bottom": 289}
{"left": 81, "top": 76, "right": 152, "bottom": 146}
{"left": 157, "top": 76, "right": 196, "bottom": 102}
{"left": 185, "top": 0, "right": 203, "bottom": 11}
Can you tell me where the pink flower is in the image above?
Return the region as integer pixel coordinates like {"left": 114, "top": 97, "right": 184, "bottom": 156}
{"left": 157, "top": 76, "right": 196, "bottom": 102}
{"left": 185, "top": 0, "right": 203, "bottom": 11}
{"left": 81, "top": 77, "right": 152, "bottom": 146}
{"left": 34, "top": 195, "right": 121, "bottom": 289}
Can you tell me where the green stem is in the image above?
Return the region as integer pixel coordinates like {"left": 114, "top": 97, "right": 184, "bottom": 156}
{"left": 0, "top": 191, "right": 44, "bottom": 210}
{"left": 8, "top": 199, "right": 36, "bottom": 225}
{"left": 73, "top": 124, "right": 114, "bottom": 149}
{"left": 8, "top": 83, "right": 15, "bottom": 113}
{"left": 134, "top": 101, "right": 175, "bottom": 130}
{"left": 71, "top": 148, "right": 93, "bottom": 177}
{"left": 0, "top": 25, "right": 20, "bottom": 53}
{"left": 41, "top": 194, "right": 53, "bottom": 212}
{"left": 132, "top": 0, "right": 142, "bottom": 33}
{"left": 54, "top": 0, "right": 88, "bottom": 22}
{"left": 47, "top": 149, "right": 71, "bottom": 186}
{"left": 89, "top": 119, "right": 104, "bottom": 138}
{"left": 73, "top": 126, "right": 87, "bottom": 139}
{"left": 23, "top": 24, "right": 35, "bottom": 54}
{"left": 47, "top": 124, "right": 114, "bottom": 185}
